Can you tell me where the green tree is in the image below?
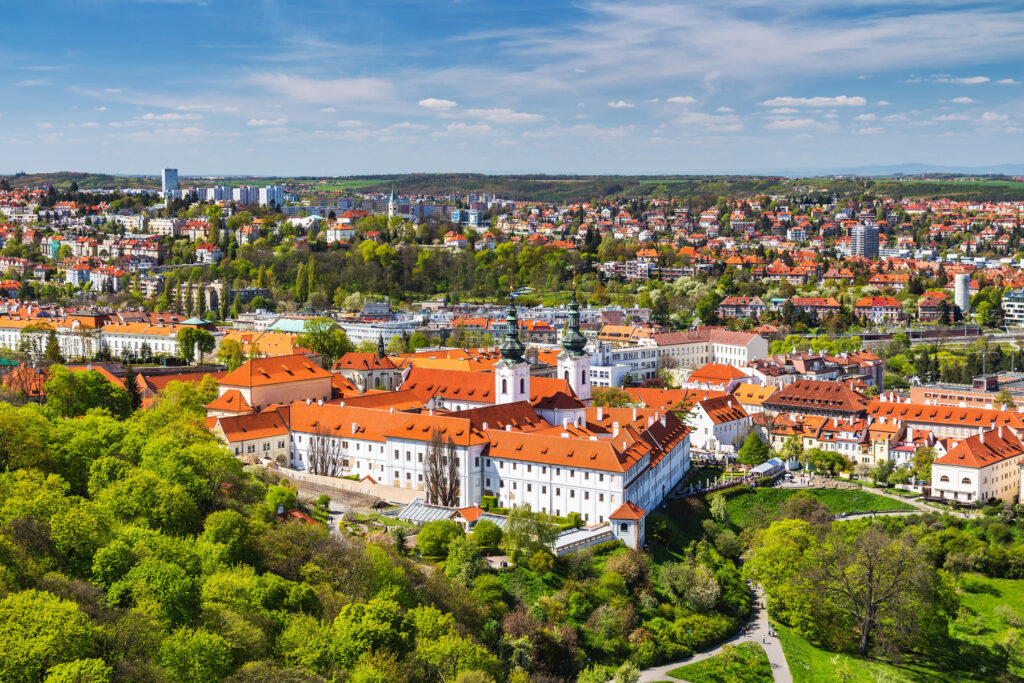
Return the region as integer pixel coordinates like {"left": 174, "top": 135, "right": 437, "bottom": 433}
{"left": 45, "top": 328, "right": 65, "bottom": 363}
{"left": 471, "top": 519, "right": 503, "bottom": 551}
{"left": 0, "top": 590, "right": 101, "bottom": 683}
{"left": 910, "top": 446, "right": 936, "bottom": 483}
{"left": 159, "top": 627, "right": 234, "bottom": 683}
{"left": 216, "top": 338, "right": 247, "bottom": 371}
{"left": 709, "top": 492, "right": 729, "bottom": 523}
{"left": 737, "top": 433, "right": 771, "bottom": 466}
{"left": 591, "top": 386, "right": 634, "bottom": 407}
{"left": 501, "top": 505, "right": 559, "bottom": 560}
{"left": 296, "top": 317, "right": 352, "bottom": 368}
{"left": 416, "top": 519, "right": 463, "bottom": 558}
{"left": 43, "top": 659, "right": 113, "bottom": 683}
{"left": 44, "top": 366, "right": 131, "bottom": 419}
{"left": 124, "top": 364, "right": 142, "bottom": 412}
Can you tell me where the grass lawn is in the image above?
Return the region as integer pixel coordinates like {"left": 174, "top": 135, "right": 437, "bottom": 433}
{"left": 667, "top": 642, "right": 773, "bottom": 683}
{"left": 776, "top": 573, "right": 1024, "bottom": 682}
{"left": 724, "top": 488, "right": 917, "bottom": 529}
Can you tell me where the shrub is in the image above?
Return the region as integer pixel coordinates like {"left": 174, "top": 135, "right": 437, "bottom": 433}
{"left": 416, "top": 520, "right": 463, "bottom": 558}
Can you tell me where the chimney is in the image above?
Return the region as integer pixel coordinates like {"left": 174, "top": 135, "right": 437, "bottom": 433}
{"left": 613, "top": 421, "right": 620, "bottom": 436}
{"left": 648, "top": 415, "right": 655, "bottom": 427}
{"left": 562, "top": 416, "right": 570, "bottom": 429}
{"left": 999, "top": 426, "right": 1004, "bottom": 439}
{"left": 505, "top": 424, "right": 512, "bottom": 431}
{"left": 589, "top": 435, "right": 598, "bottom": 441}
{"left": 482, "top": 421, "right": 488, "bottom": 431}
{"left": 597, "top": 406, "right": 604, "bottom": 421}
{"left": 632, "top": 408, "right": 637, "bottom": 421}
{"left": 352, "top": 422, "right": 359, "bottom": 433}
{"left": 561, "top": 432, "right": 570, "bottom": 438}
{"left": 660, "top": 415, "right": 666, "bottom": 428}
{"left": 317, "top": 398, "right": 323, "bottom": 406}
{"left": 907, "top": 426, "right": 913, "bottom": 441}
{"left": 306, "top": 398, "right": 311, "bottom": 406}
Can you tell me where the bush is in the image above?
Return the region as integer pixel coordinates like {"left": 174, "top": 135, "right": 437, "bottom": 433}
{"left": 480, "top": 496, "right": 498, "bottom": 511}
{"left": 472, "top": 519, "right": 502, "bottom": 551}
{"left": 528, "top": 550, "right": 554, "bottom": 573}
{"left": 416, "top": 520, "right": 463, "bottom": 558}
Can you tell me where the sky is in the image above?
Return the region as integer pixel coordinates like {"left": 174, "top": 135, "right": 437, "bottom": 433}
{"left": 2, "top": 0, "right": 1024, "bottom": 176}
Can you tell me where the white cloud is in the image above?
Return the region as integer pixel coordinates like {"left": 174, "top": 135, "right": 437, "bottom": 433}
{"left": 934, "top": 114, "right": 969, "bottom": 121}
{"left": 997, "top": 78, "right": 1020, "bottom": 85}
{"left": 79, "top": 122, "right": 101, "bottom": 128}
{"left": 418, "top": 97, "right": 458, "bottom": 110}
{"left": 444, "top": 122, "right": 493, "bottom": 136}
{"left": 769, "top": 107, "right": 799, "bottom": 114}
{"left": 950, "top": 97, "right": 975, "bottom": 104}
{"left": 854, "top": 113, "right": 877, "bottom": 121}
{"left": 251, "top": 72, "right": 391, "bottom": 104}
{"left": 93, "top": 106, "right": 107, "bottom": 112}
{"left": 764, "top": 118, "right": 822, "bottom": 130}
{"left": 388, "top": 122, "right": 429, "bottom": 131}
{"left": 855, "top": 127, "right": 883, "bottom": 135}
{"left": 15, "top": 79, "right": 48, "bottom": 87}
{"left": 676, "top": 111, "right": 742, "bottom": 131}
{"left": 981, "top": 112, "right": 1009, "bottom": 121}
{"left": 320, "top": 107, "right": 337, "bottom": 112}
{"left": 608, "top": 100, "right": 634, "bottom": 108}
{"left": 35, "top": 122, "right": 54, "bottom": 128}
{"left": 883, "top": 114, "right": 908, "bottom": 122}
{"left": 464, "top": 108, "right": 544, "bottom": 124}
{"left": 876, "top": 100, "right": 891, "bottom": 106}
{"left": 760, "top": 95, "right": 866, "bottom": 107}
{"left": 717, "top": 106, "right": 733, "bottom": 113}
{"left": 140, "top": 112, "right": 203, "bottom": 121}
{"left": 336, "top": 120, "right": 367, "bottom": 127}
{"left": 934, "top": 75, "right": 989, "bottom": 84}
{"left": 247, "top": 118, "right": 288, "bottom": 126}
{"left": 647, "top": 98, "right": 660, "bottom": 103}
{"left": 667, "top": 96, "right": 696, "bottom": 104}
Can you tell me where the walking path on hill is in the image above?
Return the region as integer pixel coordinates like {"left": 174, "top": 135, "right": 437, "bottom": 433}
{"left": 638, "top": 587, "right": 791, "bottom": 683}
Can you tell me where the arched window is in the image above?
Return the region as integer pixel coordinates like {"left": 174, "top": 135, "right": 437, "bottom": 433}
{"left": 962, "top": 478, "right": 972, "bottom": 485}
{"left": 564, "top": 370, "right": 570, "bottom": 381}
{"left": 620, "top": 523, "right": 629, "bottom": 532}
{"left": 939, "top": 475, "right": 949, "bottom": 483}
{"left": 583, "top": 371, "right": 587, "bottom": 383}
{"left": 501, "top": 378, "right": 507, "bottom": 394}
{"left": 520, "top": 378, "right": 525, "bottom": 393}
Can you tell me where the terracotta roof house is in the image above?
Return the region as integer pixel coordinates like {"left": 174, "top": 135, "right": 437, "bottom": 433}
{"left": 763, "top": 379, "right": 868, "bottom": 419}
{"left": 931, "top": 428, "right": 1024, "bottom": 504}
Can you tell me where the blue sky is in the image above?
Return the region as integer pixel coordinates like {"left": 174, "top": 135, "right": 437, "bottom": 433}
{"left": 2, "top": 0, "right": 1023, "bottom": 175}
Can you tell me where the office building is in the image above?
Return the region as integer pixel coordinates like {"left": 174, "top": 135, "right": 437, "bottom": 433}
{"left": 161, "top": 168, "right": 179, "bottom": 195}
{"left": 850, "top": 224, "right": 879, "bottom": 259}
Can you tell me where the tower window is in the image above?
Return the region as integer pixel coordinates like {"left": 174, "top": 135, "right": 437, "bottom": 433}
{"left": 502, "top": 378, "right": 507, "bottom": 394}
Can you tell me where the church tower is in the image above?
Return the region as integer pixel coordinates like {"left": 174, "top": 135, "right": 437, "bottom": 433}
{"left": 387, "top": 187, "right": 397, "bottom": 219}
{"left": 557, "top": 286, "right": 591, "bottom": 402}
{"left": 495, "top": 294, "right": 531, "bottom": 405}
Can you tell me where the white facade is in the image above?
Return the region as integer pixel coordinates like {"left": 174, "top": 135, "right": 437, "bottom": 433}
{"left": 258, "top": 185, "right": 284, "bottom": 208}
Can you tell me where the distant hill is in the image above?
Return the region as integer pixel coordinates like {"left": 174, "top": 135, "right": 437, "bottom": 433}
{"left": 3, "top": 171, "right": 1023, "bottom": 203}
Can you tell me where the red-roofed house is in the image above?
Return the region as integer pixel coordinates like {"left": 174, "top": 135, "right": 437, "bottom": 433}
{"left": 690, "top": 395, "right": 751, "bottom": 453}
{"left": 931, "top": 427, "right": 1024, "bottom": 504}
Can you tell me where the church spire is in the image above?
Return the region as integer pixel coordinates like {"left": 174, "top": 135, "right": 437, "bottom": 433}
{"left": 561, "top": 284, "right": 587, "bottom": 358}
{"left": 377, "top": 333, "right": 386, "bottom": 359}
{"left": 498, "top": 290, "right": 526, "bottom": 364}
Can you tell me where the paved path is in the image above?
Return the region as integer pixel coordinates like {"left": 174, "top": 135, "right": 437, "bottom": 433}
{"left": 638, "top": 589, "right": 791, "bottom": 683}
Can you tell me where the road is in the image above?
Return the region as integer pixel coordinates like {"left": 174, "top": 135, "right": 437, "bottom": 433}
{"left": 638, "top": 588, "right": 791, "bottom": 683}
